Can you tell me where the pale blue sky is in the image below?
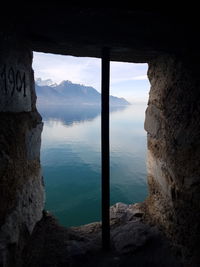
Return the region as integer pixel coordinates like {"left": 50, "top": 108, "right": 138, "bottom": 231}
{"left": 33, "top": 52, "right": 150, "bottom": 103}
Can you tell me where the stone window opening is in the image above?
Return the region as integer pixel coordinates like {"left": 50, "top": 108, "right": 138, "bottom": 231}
{"left": 32, "top": 50, "right": 149, "bottom": 249}
{"left": 23, "top": 54, "right": 182, "bottom": 266}
{"left": 0, "top": 40, "right": 185, "bottom": 267}
{"left": 1, "top": 7, "right": 199, "bottom": 266}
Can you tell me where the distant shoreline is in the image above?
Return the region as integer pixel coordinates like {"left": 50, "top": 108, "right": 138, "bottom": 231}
{"left": 35, "top": 79, "right": 130, "bottom": 106}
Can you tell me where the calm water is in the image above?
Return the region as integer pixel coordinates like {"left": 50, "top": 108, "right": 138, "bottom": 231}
{"left": 39, "top": 104, "right": 148, "bottom": 227}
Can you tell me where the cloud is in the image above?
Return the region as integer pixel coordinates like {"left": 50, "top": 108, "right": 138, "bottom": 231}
{"left": 110, "top": 61, "right": 148, "bottom": 84}
{"left": 33, "top": 52, "right": 101, "bottom": 90}
{"left": 33, "top": 52, "right": 149, "bottom": 102}
{"left": 132, "top": 75, "right": 148, "bottom": 80}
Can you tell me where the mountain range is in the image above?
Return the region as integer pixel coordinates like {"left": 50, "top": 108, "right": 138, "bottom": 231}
{"left": 35, "top": 79, "right": 130, "bottom": 106}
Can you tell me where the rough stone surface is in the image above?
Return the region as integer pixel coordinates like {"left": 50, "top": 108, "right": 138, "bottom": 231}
{"left": 144, "top": 55, "right": 200, "bottom": 266}
{"left": 1, "top": 7, "right": 200, "bottom": 62}
{"left": 111, "top": 221, "right": 154, "bottom": 254}
{"left": 110, "top": 202, "right": 145, "bottom": 224}
{"left": 0, "top": 37, "right": 35, "bottom": 112}
{"left": 147, "top": 149, "right": 172, "bottom": 198}
{"left": 26, "top": 122, "right": 43, "bottom": 160}
{"left": 0, "top": 38, "right": 44, "bottom": 267}
{"left": 22, "top": 203, "right": 181, "bottom": 267}
{"left": 0, "top": 173, "right": 44, "bottom": 265}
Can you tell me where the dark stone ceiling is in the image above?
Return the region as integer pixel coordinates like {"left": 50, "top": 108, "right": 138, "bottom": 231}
{"left": 1, "top": 6, "right": 199, "bottom": 62}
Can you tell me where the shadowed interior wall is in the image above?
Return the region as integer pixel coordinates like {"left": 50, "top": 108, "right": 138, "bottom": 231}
{"left": 0, "top": 36, "right": 44, "bottom": 266}
{"left": 145, "top": 55, "right": 200, "bottom": 265}
{"left": 0, "top": 7, "right": 200, "bottom": 266}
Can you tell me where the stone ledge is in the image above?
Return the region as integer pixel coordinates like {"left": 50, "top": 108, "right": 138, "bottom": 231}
{"left": 22, "top": 203, "right": 181, "bottom": 267}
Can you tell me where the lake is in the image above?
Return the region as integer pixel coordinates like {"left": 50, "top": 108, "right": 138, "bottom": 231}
{"left": 39, "top": 103, "right": 148, "bottom": 227}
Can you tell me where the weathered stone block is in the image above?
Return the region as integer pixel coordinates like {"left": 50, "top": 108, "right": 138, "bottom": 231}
{"left": 144, "top": 104, "right": 162, "bottom": 137}
{"left": 147, "top": 149, "right": 171, "bottom": 199}
{"left": 145, "top": 55, "right": 200, "bottom": 265}
{"left": 0, "top": 37, "right": 43, "bottom": 266}
{"left": 26, "top": 122, "right": 43, "bottom": 160}
{"left": 0, "top": 38, "right": 34, "bottom": 112}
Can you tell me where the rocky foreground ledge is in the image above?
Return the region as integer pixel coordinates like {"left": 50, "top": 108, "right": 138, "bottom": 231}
{"left": 22, "top": 203, "right": 182, "bottom": 267}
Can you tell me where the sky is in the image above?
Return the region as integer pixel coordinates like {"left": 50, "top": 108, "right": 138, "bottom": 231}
{"left": 33, "top": 52, "right": 150, "bottom": 103}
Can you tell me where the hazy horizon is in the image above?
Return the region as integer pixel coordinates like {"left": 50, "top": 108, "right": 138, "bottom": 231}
{"left": 34, "top": 52, "right": 149, "bottom": 227}
{"left": 33, "top": 52, "right": 150, "bottom": 104}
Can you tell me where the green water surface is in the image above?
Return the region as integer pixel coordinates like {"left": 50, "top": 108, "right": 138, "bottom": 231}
{"left": 40, "top": 104, "right": 147, "bottom": 227}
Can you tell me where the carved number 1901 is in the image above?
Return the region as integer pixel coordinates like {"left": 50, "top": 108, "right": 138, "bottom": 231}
{"left": 0, "top": 65, "right": 26, "bottom": 97}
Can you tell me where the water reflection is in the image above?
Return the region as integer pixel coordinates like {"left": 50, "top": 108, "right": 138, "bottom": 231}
{"left": 39, "top": 103, "right": 148, "bottom": 227}
{"left": 37, "top": 103, "right": 127, "bottom": 126}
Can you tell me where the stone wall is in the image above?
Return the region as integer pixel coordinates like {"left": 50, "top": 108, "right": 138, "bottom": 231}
{"left": 0, "top": 36, "right": 44, "bottom": 266}
{"left": 145, "top": 55, "right": 200, "bottom": 265}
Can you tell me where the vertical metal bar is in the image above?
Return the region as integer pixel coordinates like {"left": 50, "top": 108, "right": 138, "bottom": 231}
{"left": 101, "top": 47, "right": 110, "bottom": 251}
